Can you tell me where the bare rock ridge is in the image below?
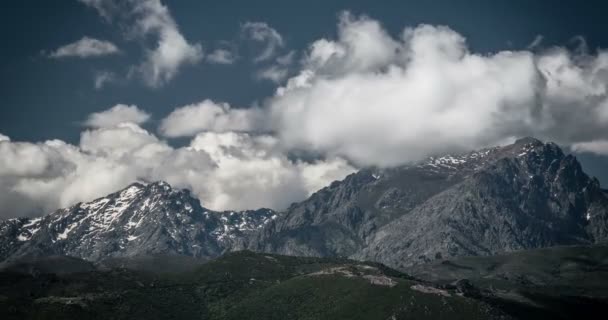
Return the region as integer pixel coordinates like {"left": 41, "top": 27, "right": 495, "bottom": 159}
{"left": 1, "top": 137, "right": 608, "bottom": 270}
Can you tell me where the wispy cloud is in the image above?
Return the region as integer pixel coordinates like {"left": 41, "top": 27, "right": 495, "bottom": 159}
{"left": 255, "top": 51, "right": 296, "bottom": 83}
{"left": 48, "top": 36, "right": 119, "bottom": 58}
{"left": 80, "top": 0, "right": 203, "bottom": 87}
{"left": 94, "top": 71, "right": 117, "bottom": 89}
{"left": 241, "top": 22, "right": 284, "bottom": 62}
{"left": 207, "top": 48, "right": 237, "bottom": 64}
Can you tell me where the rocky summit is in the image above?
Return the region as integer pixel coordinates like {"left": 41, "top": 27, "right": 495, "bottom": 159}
{"left": 1, "top": 138, "right": 608, "bottom": 271}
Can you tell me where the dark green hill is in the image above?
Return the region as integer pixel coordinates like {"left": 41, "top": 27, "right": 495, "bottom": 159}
{"left": 408, "top": 245, "right": 608, "bottom": 319}
{"left": 0, "top": 251, "right": 507, "bottom": 320}
{"left": 2, "top": 248, "right": 608, "bottom": 319}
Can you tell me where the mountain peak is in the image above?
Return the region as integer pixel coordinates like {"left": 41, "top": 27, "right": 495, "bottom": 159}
{"left": 513, "top": 136, "right": 544, "bottom": 146}
{"left": 0, "top": 179, "right": 277, "bottom": 262}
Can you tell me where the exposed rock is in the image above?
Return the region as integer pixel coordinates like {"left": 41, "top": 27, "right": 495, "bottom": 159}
{"left": 249, "top": 137, "right": 608, "bottom": 269}
{"left": 0, "top": 182, "right": 276, "bottom": 262}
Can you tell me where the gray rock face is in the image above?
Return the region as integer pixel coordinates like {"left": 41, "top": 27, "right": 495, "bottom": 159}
{"left": 248, "top": 138, "right": 608, "bottom": 269}
{"left": 0, "top": 181, "right": 276, "bottom": 263}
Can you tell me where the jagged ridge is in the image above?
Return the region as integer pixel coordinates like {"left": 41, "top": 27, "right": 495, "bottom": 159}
{"left": 0, "top": 181, "right": 276, "bottom": 262}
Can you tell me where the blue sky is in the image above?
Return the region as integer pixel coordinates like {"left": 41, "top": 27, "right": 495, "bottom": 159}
{"left": 1, "top": 0, "right": 608, "bottom": 218}
{"left": 3, "top": 0, "right": 607, "bottom": 143}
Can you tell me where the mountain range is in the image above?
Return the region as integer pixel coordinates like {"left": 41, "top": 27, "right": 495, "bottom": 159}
{"left": 3, "top": 137, "right": 607, "bottom": 272}
{"left": 3, "top": 137, "right": 608, "bottom": 319}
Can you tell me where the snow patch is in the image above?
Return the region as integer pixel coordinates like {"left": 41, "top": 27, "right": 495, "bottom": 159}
{"left": 23, "top": 217, "right": 42, "bottom": 228}
{"left": 57, "top": 222, "right": 79, "bottom": 240}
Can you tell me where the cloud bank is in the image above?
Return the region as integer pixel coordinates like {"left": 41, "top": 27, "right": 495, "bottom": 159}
{"left": 0, "top": 110, "right": 353, "bottom": 218}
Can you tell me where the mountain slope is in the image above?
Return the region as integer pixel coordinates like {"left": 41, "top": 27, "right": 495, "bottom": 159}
{"left": 249, "top": 138, "right": 608, "bottom": 268}
{"left": 0, "top": 182, "right": 276, "bottom": 263}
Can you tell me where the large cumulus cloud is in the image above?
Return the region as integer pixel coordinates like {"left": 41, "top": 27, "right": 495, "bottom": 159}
{"left": 4, "top": 12, "right": 608, "bottom": 219}
{"left": 265, "top": 13, "right": 608, "bottom": 166}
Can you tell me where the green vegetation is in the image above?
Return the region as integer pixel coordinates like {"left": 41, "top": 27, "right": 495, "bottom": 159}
{"left": 0, "top": 251, "right": 505, "bottom": 320}
{"left": 407, "top": 245, "right": 608, "bottom": 319}
{"left": 3, "top": 247, "right": 608, "bottom": 319}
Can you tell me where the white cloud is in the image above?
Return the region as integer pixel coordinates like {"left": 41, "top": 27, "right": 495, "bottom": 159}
{"left": 571, "top": 140, "right": 608, "bottom": 155}
{"left": 81, "top": 0, "right": 203, "bottom": 87}
{"left": 241, "top": 22, "right": 284, "bottom": 62}
{"left": 48, "top": 36, "right": 119, "bottom": 58}
{"left": 302, "top": 12, "right": 400, "bottom": 76}
{"left": 262, "top": 12, "right": 608, "bottom": 166}
{"left": 187, "top": 132, "right": 353, "bottom": 210}
{"left": 0, "top": 107, "right": 354, "bottom": 218}
{"left": 132, "top": 0, "right": 203, "bottom": 87}
{"left": 80, "top": 122, "right": 162, "bottom": 157}
{"left": 159, "top": 99, "right": 267, "bottom": 137}
{"left": 207, "top": 48, "right": 237, "bottom": 64}
{"left": 84, "top": 104, "right": 151, "bottom": 128}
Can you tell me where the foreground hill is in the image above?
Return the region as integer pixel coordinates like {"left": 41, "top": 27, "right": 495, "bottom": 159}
{"left": 2, "top": 248, "right": 608, "bottom": 319}
{"left": 408, "top": 244, "right": 608, "bottom": 319}
{"left": 0, "top": 251, "right": 509, "bottom": 320}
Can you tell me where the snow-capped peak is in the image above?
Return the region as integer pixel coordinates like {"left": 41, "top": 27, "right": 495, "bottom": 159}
{"left": 0, "top": 181, "right": 278, "bottom": 262}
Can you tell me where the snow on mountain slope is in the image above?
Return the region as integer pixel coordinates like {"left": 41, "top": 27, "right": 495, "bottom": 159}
{"left": 0, "top": 181, "right": 276, "bottom": 262}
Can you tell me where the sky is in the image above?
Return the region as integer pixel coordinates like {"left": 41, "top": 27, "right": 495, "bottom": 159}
{"left": 1, "top": 0, "right": 608, "bottom": 218}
